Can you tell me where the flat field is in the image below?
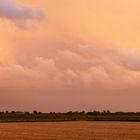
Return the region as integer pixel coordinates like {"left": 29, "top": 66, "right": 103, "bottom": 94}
{"left": 0, "top": 122, "right": 140, "bottom": 140}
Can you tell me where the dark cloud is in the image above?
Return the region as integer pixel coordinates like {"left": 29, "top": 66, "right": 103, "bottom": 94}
{"left": 0, "top": 0, "right": 45, "bottom": 28}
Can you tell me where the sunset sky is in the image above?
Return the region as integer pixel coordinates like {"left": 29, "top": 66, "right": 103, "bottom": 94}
{"left": 0, "top": 0, "right": 140, "bottom": 112}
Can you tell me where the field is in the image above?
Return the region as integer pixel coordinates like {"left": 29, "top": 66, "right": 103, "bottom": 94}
{"left": 0, "top": 122, "right": 140, "bottom": 140}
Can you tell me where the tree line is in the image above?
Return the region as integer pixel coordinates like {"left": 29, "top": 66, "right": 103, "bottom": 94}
{"left": 0, "top": 110, "right": 140, "bottom": 115}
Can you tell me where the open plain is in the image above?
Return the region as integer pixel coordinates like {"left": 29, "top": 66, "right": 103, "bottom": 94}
{"left": 0, "top": 122, "right": 140, "bottom": 140}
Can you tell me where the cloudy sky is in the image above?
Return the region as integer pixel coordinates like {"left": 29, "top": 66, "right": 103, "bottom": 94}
{"left": 0, "top": 0, "right": 140, "bottom": 112}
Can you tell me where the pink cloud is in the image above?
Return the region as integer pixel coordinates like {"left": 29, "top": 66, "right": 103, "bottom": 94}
{"left": 0, "top": 41, "right": 140, "bottom": 112}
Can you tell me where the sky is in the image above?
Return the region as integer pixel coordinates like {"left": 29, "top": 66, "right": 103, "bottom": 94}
{"left": 0, "top": 0, "right": 140, "bottom": 112}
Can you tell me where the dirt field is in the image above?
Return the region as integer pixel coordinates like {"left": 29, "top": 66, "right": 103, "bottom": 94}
{"left": 0, "top": 122, "right": 140, "bottom": 140}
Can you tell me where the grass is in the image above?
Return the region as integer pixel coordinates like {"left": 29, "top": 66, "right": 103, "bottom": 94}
{"left": 0, "top": 113, "right": 140, "bottom": 122}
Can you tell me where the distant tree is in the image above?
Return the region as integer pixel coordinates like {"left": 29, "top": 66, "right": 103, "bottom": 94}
{"left": 11, "top": 111, "right": 15, "bottom": 114}
{"left": 103, "top": 110, "right": 106, "bottom": 114}
{"left": 66, "top": 111, "right": 73, "bottom": 115}
{"left": 81, "top": 110, "right": 86, "bottom": 115}
{"left": 33, "top": 110, "right": 38, "bottom": 114}
{"left": 25, "top": 112, "right": 30, "bottom": 115}
{"left": 5, "top": 111, "right": 9, "bottom": 114}
{"left": 0, "top": 112, "right": 4, "bottom": 114}
{"left": 107, "top": 110, "right": 111, "bottom": 114}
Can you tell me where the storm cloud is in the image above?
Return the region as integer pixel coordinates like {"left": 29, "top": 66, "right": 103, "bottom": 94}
{"left": 0, "top": 0, "right": 45, "bottom": 28}
{"left": 0, "top": 0, "right": 140, "bottom": 112}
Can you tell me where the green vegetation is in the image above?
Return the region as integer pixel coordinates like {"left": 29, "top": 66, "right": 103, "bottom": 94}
{"left": 0, "top": 110, "right": 140, "bottom": 122}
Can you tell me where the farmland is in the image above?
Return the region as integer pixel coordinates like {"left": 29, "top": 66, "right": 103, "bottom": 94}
{"left": 0, "top": 122, "right": 140, "bottom": 140}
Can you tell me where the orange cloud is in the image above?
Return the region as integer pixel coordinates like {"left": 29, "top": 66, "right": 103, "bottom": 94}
{"left": 0, "top": 0, "right": 140, "bottom": 112}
